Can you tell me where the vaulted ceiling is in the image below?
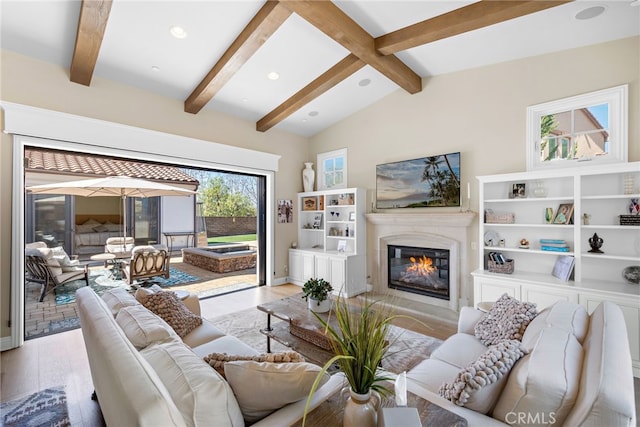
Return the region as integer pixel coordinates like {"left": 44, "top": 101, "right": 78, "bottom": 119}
{"left": 2, "top": 1, "right": 639, "bottom": 137}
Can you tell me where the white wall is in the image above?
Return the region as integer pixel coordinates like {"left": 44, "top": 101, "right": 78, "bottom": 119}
{"left": 308, "top": 36, "right": 640, "bottom": 302}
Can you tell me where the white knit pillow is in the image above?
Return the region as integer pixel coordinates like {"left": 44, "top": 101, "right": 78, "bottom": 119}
{"left": 439, "top": 339, "right": 526, "bottom": 413}
{"left": 474, "top": 293, "right": 537, "bottom": 346}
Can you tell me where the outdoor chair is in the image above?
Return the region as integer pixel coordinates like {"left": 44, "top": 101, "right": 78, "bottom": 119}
{"left": 122, "top": 245, "right": 170, "bottom": 285}
{"left": 105, "top": 237, "right": 135, "bottom": 256}
{"left": 25, "top": 247, "right": 89, "bottom": 302}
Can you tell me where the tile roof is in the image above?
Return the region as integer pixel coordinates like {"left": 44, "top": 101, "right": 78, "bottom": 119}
{"left": 25, "top": 148, "right": 199, "bottom": 186}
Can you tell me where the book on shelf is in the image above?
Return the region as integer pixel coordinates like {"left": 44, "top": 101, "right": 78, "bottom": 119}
{"left": 541, "top": 246, "right": 570, "bottom": 252}
{"left": 540, "top": 239, "right": 566, "bottom": 244}
{"left": 539, "top": 242, "right": 568, "bottom": 248}
{"left": 552, "top": 255, "right": 575, "bottom": 282}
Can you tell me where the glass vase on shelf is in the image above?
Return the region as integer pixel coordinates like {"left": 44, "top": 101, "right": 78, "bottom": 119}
{"left": 533, "top": 181, "right": 547, "bottom": 198}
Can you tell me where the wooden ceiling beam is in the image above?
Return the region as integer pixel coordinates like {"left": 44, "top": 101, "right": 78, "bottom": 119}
{"left": 70, "top": 0, "right": 113, "bottom": 86}
{"left": 281, "top": 0, "right": 421, "bottom": 95}
{"left": 257, "top": 54, "right": 364, "bottom": 132}
{"left": 375, "top": 0, "right": 573, "bottom": 55}
{"left": 184, "top": 1, "right": 291, "bottom": 114}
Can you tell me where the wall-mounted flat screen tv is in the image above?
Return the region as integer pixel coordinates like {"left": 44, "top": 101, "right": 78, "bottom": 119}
{"left": 376, "top": 152, "right": 461, "bottom": 209}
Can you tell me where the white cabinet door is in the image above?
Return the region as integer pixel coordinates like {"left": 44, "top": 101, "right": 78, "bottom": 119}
{"left": 301, "top": 252, "right": 315, "bottom": 283}
{"left": 329, "top": 257, "right": 346, "bottom": 295}
{"left": 314, "top": 254, "right": 331, "bottom": 283}
{"left": 288, "top": 250, "right": 304, "bottom": 284}
{"left": 289, "top": 250, "right": 317, "bottom": 285}
{"left": 473, "top": 276, "right": 520, "bottom": 306}
{"left": 522, "top": 284, "right": 579, "bottom": 310}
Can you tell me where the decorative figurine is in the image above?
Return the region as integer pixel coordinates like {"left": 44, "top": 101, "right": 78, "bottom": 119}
{"left": 588, "top": 233, "right": 604, "bottom": 253}
{"left": 582, "top": 213, "right": 591, "bottom": 225}
{"left": 519, "top": 238, "right": 530, "bottom": 249}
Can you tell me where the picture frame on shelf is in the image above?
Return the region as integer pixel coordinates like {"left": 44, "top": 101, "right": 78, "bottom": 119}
{"left": 553, "top": 203, "right": 574, "bottom": 224}
{"left": 349, "top": 211, "right": 356, "bottom": 221}
{"left": 337, "top": 240, "right": 347, "bottom": 252}
{"left": 511, "top": 183, "right": 526, "bottom": 198}
{"left": 312, "top": 213, "right": 323, "bottom": 229}
{"left": 302, "top": 196, "right": 317, "bottom": 211}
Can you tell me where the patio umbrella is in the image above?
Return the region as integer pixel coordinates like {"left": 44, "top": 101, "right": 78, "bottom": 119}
{"left": 26, "top": 175, "right": 196, "bottom": 244}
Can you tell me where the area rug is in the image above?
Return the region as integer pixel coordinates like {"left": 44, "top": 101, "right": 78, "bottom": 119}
{"left": 0, "top": 386, "right": 70, "bottom": 427}
{"left": 54, "top": 267, "right": 200, "bottom": 305}
{"left": 207, "top": 308, "right": 442, "bottom": 374}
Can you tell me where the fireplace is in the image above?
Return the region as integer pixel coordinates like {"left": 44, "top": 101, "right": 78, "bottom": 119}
{"left": 387, "top": 245, "right": 450, "bottom": 300}
{"left": 366, "top": 212, "right": 476, "bottom": 312}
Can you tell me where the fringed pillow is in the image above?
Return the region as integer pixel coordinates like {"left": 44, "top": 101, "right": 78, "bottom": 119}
{"left": 141, "top": 291, "right": 202, "bottom": 338}
{"left": 474, "top": 293, "right": 537, "bottom": 346}
{"left": 439, "top": 339, "right": 526, "bottom": 413}
{"left": 203, "top": 351, "right": 305, "bottom": 379}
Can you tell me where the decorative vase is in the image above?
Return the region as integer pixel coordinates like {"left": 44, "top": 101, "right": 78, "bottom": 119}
{"left": 622, "top": 266, "right": 640, "bottom": 284}
{"left": 302, "top": 162, "right": 315, "bottom": 192}
{"left": 308, "top": 297, "right": 330, "bottom": 313}
{"left": 533, "top": 181, "right": 547, "bottom": 198}
{"left": 342, "top": 388, "right": 380, "bottom": 427}
{"left": 545, "top": 207, "right": 554, "bottom": 223}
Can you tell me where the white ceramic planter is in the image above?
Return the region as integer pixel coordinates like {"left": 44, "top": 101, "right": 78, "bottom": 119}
{"left": 308, "top": 297, "right": 331, "bottom": 313}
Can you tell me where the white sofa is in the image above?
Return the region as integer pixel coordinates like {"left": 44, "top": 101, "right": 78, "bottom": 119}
{"left": 406, "top": 300, "right": 637, "bottom": 426}
{"left": 75, "top": 287, "right": 344, "bottom": 427}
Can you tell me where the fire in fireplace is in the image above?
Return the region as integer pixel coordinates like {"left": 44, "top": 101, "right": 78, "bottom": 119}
{"left": 387, "top": 245, "right": 450, "bottom": 300}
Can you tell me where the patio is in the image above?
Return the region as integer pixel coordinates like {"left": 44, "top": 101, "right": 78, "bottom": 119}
{"left": 24, "top": 253, "right": 257, "bottom": 339}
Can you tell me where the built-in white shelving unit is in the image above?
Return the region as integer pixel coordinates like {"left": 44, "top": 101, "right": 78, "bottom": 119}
{"left": 472, "top": 162, "right": 640, "bottom": 377}
{"left": 288, "top": 188, "right": 366, "bottom": 297}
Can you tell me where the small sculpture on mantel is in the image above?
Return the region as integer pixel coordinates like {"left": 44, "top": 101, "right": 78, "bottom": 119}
{"left": 588, "top": 233, "right": 604, "bottom": 253}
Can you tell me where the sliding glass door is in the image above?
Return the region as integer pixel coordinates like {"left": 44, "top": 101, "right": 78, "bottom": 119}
{"left": 132, "top": 197, "right": 160, "bottom": 246}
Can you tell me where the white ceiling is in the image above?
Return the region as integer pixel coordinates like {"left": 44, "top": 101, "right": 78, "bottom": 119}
{"left": 1, "top": 1, "right": 638, "bottom": 137}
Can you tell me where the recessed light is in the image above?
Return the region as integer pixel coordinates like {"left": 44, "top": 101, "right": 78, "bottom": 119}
{"left": 151, "top": 65, "right": 160, "bottom": 72}
{"left": 358, "top": 78, "right": 371, "bottom": 87}
{"left": 302, "top": 119, "right": 307, "bottom": 123}
{"left": 308, "top": 111, "right": 319, "bottom": 117}
{"left": 575, "top": 5, "right": 606, "bottom": 20}
{"left": 267, "top": 72, "right": 280, "bottom": 80}
{"left": 170, "top": 26, "right": 187, "bottom": 39}
{"left": 241, "top": 98, "right": 249, "bottom": 103}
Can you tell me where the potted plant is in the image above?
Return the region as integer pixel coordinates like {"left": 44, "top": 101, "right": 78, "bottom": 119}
{"left": 301, "top": 278, "right": 333, "bottom": 313}
{"left": 303, "top": 296, "right": 397, "bottom": 427}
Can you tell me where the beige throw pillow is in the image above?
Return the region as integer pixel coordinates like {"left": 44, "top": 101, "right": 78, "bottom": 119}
{"left": 141, "top": 340, "right": 244, "bottom": 427}
{"left": 492, "top": 328, "right": 583, "bottom": 426}
{"left": 439, "top": 339, "right": 526, "bottom": 413}
{"left": 203, "top": 351, "right": 305, "bottom": 378}
{"left": 474, "top": 293, "right": 537, "bottom": 346}
{"left": 115, "top": 305, "right": 177, "bottom": 349}
{"left": 141, "top": 291, "right": 202, "bottom": 337}
{"left": 102, "top": 287, "right": 140, "bottom": 316}
{"left": 224, "top": 360, "right": 330, "bottom": 423}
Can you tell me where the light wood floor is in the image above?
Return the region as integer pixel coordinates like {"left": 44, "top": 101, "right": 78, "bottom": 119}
{"left": 2, "top": 284, "right": 637, "bottom": 426}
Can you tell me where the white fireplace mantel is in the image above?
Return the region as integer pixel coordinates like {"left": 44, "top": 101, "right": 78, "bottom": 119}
{"left": 365, "top": 212, "right": 476, "bottom": 227}
{"left": 366, "top": 211, "right": 477, "bottom": 312}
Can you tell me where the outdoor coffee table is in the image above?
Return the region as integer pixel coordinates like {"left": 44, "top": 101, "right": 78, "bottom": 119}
{"left": 90, "top": 252, "right": 130, "bottom": 280}
{"left": 291, "top": 382, "right": 467, "bottom": 426}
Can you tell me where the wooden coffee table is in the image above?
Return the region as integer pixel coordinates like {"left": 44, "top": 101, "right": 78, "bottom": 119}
{"left": 257, "top": 293, "right": 336, "bottom": 366}
{"left": 291, "top": 382, "right": 467, "bottom": 426}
